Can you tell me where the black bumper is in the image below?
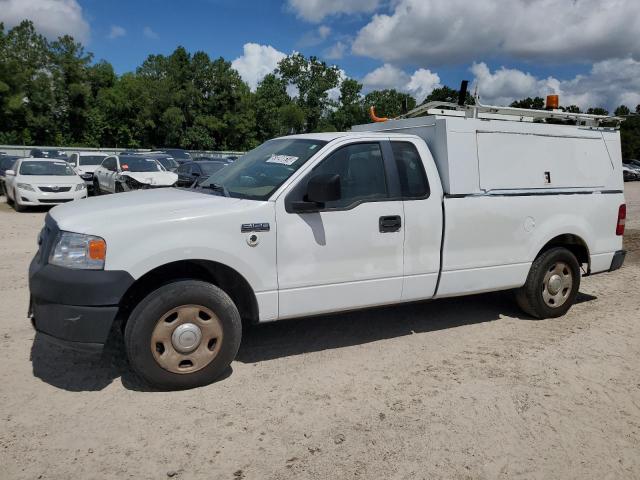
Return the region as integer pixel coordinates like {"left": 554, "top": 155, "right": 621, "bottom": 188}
{"left": 29, "top": 216, "right": 134, "bottom": 350}
{"left": 609, "top": 250, "right": 626, "bottom": 272}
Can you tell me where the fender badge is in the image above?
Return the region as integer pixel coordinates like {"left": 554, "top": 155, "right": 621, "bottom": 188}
{"left": 241, "top": 223, "right": 270, "bottom": 233}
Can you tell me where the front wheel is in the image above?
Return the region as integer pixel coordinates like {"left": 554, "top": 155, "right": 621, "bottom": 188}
{"left": 124, "top": 280, "right": 242, "bottom": 390}
{"left": 13, "top": 189, "right": 26, "bottom": 212}
{"left": 93, "top": 179, "right": 101, "bottom": 195}
{"left": 516, "top": 247, "right": 581, "bottom": 319}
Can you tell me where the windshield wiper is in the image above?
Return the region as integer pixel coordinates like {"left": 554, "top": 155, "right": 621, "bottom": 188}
{"left": 207, "top": 182, "right": 230, "bottom": 197}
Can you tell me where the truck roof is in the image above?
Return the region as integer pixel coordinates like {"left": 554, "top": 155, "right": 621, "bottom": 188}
{"left": 281, "top": 132, "right": 418, "bottom": 142}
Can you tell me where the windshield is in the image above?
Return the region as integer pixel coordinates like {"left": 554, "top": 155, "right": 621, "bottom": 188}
{"left": 199, "top": 162, "right": 228, "bottom": 175}
{"left": 165, "top": 150, "right": 191, "bottom": 160}
{"left": 0, "top": 157, "right": 17, "bottom": 170}
{"left": 20, "top": 160, "right": 76, "bottom": 176}
{"left": 157, "top": 157, "right": 178, "bottom": 170}
{"left": 120, "top": 157, "right": 163, "bottom": 172}
{"left": 198, "top": 138, "right": 327, "bottom": 200}
{"left": 79, "top": 155, "right": 108, "bottom": 166}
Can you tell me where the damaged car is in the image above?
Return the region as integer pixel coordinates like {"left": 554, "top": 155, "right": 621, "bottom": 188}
{"left": 92, "top": 155, "right": 178, "bottom": 194}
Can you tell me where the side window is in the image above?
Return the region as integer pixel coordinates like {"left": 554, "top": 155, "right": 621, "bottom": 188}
{"left": 104, "top": 157, "right": 116, "bottom": 172}
{"left": 391, "top": 142, "right": 430, "bottom": 199}
{"left": 177, "top": 164, "right": 190, "bottom": 174}
{"left": 311, "top": 142, "right": 388, "bottom": 209}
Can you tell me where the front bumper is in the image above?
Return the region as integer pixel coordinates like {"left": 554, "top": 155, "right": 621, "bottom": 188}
{"left": 29, "top": 216, "right": 134, "bottom": 350}
{"left": 17, "top": 188, "right": 87, "bottom": 205}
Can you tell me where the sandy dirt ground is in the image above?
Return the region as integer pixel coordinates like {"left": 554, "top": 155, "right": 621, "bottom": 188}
{"left": 0, "top": 184, "right": 639, "bottom": 480}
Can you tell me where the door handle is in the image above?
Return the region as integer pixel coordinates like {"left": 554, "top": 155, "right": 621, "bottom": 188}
{"left": 379, "top": 215, "right": 401, "bottom": 233}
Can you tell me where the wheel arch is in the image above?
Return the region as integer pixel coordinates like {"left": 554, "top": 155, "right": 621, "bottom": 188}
{"left": 535, "top": 233, "right": 591, "bottom": 272}
{"left": 118, "top": 259, "right": 259, "bottom": 328}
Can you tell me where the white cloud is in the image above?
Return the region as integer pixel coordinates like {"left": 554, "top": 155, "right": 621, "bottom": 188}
{"left": 407, "top": 69, "right": 441, "bottom": 103}
{"left": 288, "top": 0, "right": 383, "bottom": 22}
{"left": 143, "top": 26, "right": 158, "bottom": 39}
{"left": 231, "top": 43, "right": 287, "bottom": 91}
{"left": 318, "top": 25, "right": 331, "bottom": 40}
{"left": 107, "top": 25, "right": 126, "bottom": 40}
{"left": 362, "top": 64, "right": 441, "bottom": 102}
{"left": 353, "top": 0, "right": 640, "bottom": 66}
{"left": 471, "top": 58, "right": 640, "bottom": 111}
{"left": 0, "top": 0, "right": 90, "bottom": 42}
{"left": 324, "top": 41, "right": 347, "bottom": 60}
{"left": 298, "top": 25, "right": 333, "bottom": 48}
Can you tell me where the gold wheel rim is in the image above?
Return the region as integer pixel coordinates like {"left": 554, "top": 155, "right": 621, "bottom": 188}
{"left": 150, "top": 304, "right": 223, "bottom": 374}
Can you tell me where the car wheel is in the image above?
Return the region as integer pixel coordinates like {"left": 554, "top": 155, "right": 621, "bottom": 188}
{"left": 115, "top": 183, "right": 124, "bottom": 193}
{"left": 5, "top": 187, "right": 13, "bottom": 205}
{"left": 93, "top": 179, "right": 101, "bottom": 195}
{"left": 13, "top": 189, "right": 26, "bottom": 212}
{"left": 124, "top": 280, "right": 242, "bottom": 390}
{"left": 516, "top": 247, "right": 581, "bottom": 319}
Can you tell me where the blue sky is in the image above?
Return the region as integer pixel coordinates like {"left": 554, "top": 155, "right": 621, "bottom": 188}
{"left": 2, "top": 0, "right": 639, "bottom": 109}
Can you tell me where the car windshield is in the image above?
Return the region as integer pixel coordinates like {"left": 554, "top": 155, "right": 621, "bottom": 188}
{"left": 198, "top": 138, "right": 327, "bottom": 200}
{"left": 199, "top": 162, "right": 228, "bottom": 175}
{"left": 157, "top": 157, "right": 178, "bottom": 170}
{"left": 79, "top": 155, "right": 108, "bottom": 166}
{"left": 165, "top": 150, "right": 191, "bottom": 160}
{"left": 20, "top": 160, "right": 76, "bottom": 176}
{"left": 120, "top": 157, "right": 163, "bottom": 172}
{"left": 0, "top": 157, "right": 17, "bottom": 170}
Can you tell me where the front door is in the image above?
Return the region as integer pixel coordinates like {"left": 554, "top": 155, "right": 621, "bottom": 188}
{"left": 275, "top": 141, "right": 405, "bottom": 319}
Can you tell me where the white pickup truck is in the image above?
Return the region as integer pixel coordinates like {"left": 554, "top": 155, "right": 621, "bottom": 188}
{"left": 28, "top": 106, "right": 627, "bottom": 389}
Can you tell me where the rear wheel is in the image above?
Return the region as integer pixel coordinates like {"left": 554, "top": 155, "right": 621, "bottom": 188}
{"left": 124, "top": 280, "right": 242, "bottom": 390}
{"left": 516, "top": 247, "right": 581, "bottom": 319}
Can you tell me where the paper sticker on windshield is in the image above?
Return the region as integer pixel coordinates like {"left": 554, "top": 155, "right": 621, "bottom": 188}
{"left": 266, "top": 154, "right": 298, "bottom": 165}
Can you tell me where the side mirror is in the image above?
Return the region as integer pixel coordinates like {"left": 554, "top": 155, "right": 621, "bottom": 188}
{"left": 5, "top": 169, "right": 15, "bottom": 176}
{"left": 290, "top": 173, "right": 341, "bottom": 213}
{"left": 307, "top": 173, "right": 341, "bottom": 203}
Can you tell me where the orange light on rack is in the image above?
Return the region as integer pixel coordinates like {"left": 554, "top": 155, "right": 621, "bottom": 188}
{"left": 546, "top": 95, "right": 559, "bottom": 110}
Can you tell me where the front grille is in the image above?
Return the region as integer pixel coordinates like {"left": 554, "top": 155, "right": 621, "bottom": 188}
{"left": 39, "top": 199, "right": 73, "bottom": 204}
{"left": 38, "top": 186, "right": 71, "bottom": 193}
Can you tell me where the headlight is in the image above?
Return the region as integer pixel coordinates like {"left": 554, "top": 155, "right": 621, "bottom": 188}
{"left": 49, "top": 231, "right": 106, "bottom": 270}
{"left": 17, "top": 183, "right": 34, "bottom": 191}
{"left": 75, "top": 183, "right": 86, "bottom": 191}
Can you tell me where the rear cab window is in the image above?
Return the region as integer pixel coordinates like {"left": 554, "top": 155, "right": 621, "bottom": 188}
{"left": 391, "top": 141, "right": 430, "bottom": 199}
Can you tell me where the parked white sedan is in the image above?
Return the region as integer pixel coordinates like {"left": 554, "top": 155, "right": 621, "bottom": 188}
{"left": 4, "top": 158, "right": 87, "bottom": 211}
{"left": 93, "top": 154, "right": 178, "bottom": 194}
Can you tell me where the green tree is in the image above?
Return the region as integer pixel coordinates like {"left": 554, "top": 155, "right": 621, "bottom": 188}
{"left": 330, "top": 78, "right": 367, "bottom": 130}
{"left": 510, "top": 97, "right": 545, "bottom": 109}
{"left": 277, "top": 53, "right": 340, "bottom": 132}
{"left": 363, "top": 89, "right": 416, "bottom": 119}
{"left": 614, "top": 105, "right": 630, "bottom": 116}
{"left": 423, "top": 86, "right": 475, "bottom": 106}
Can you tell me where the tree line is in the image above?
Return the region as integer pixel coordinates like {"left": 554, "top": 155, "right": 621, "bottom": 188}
{"left": 1, "top": 21, "right": 639, "bottom": 160}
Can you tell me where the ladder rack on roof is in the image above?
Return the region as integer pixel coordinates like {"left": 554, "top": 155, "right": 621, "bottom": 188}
{"left": 397, "top": 100, "right": 623, "bottom": 128}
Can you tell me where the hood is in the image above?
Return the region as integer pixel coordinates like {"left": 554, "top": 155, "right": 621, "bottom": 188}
{"left": 76, "top": 165, "right": 99, "bottom": 174}
{"left": 120, "top": 171, "right": 178, "bottom": 186}
{"left": 49, "top": 187, "right": 249, "bottom": 237}
{"left": 18, "top": 175, "right": 83, "bottom": 185}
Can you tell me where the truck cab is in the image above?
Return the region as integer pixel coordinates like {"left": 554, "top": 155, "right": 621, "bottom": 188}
{"left": 29, "top": 112, "right": 627, "bottom": 390}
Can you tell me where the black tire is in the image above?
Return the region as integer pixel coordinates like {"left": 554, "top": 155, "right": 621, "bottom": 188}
{"left": 5, "top": 187, "right": 13, "bottom": 205}
{"left": 93, "top": 179, "right": 101, "bottom": 195}
{"left": 115, "top": 182, "right": 124, "bottom": 193}
{"left": 516, "top": 247, "right": 581, "bottom": 319}
{"left": 124, "top": 280, "right": 242, "bottom": 390}
{"left": 13, "top": 189, "right": 26, "bottom": 212}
